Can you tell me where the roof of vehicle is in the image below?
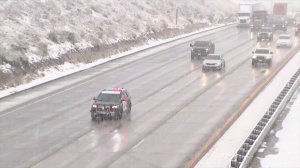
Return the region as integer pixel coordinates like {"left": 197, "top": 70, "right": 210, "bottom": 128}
{"left": 194, "top": 41, "right": 211, "bottom": 46}
{"left": 255, "top": 48, "right": 271, "bottom": 51}
{"left": 260, "top": 27, "right": 272, "bottom": 32}
{"left": 101, "top": 87, "right": 126, "bottom": 94}
{"left": 207, "top": 54, "right": 221, "bottom": 57}
{"left": 205, "top": 54, "right": 222, "bottom": 59}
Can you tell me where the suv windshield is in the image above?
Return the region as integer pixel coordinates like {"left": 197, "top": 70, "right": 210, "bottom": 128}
{"left": 98, "top": 93, "right": 121, "bottom": 102}
{"left": 238, "top": 13, "right": 250, "bottom": 17}
{"left": 260, "top": 28, "right": 272, "bottom": 32}
{"left": 194, "top": 41, "right": 209, "bottom": 47}
{"left": 279, "top": 36, "right": 290, "bottom": 40}
{"left": 255, "top": 49, "right": 269, "bottom": 54}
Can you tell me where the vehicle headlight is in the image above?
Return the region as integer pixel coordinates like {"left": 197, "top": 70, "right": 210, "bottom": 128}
{"left": 92, "top": 104, "right": 97, "bottom": 108}
{"left": 252, "top": 55, "right": 257, "bottom": 59}
{"left": 112, "top": 105, "right": 119, "bottom": 109}
{"left": 206, "top": 48, "right": 209, "bottom": 51}
{"left": 282, "top": 25, "right": 285, "bottom": 27}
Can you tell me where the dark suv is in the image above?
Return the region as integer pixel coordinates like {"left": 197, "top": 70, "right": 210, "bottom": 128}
{"left": 90, "top": 88, "right": 132, "bottom": 121}
{"left": 190, "top": 41, "right": 215, "bottom": 59}
{"left": 272, "top": 20, "right": 287, "bottom": 32}
{"left": 257, "top": 27, "right": 273, "bottom": 41}
{"left": 295, "top": 24, "right": 300, "bottom": 36}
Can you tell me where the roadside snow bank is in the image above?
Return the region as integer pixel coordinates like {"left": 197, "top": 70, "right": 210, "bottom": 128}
{"left": 258, "top": 89, "right": 300, "bottom": 167}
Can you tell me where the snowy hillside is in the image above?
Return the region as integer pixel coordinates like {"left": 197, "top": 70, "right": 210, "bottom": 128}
{"left": 0, "top": 0, "right": 237, "bottom": 90}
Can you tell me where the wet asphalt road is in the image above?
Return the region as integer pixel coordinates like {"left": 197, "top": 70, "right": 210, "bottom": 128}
{"left": 0, "top": 25, "right": 299, "bottom": 168}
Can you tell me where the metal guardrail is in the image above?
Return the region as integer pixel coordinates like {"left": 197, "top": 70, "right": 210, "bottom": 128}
{"left": 229, "top": 68, "right": 300, "bottom": 168}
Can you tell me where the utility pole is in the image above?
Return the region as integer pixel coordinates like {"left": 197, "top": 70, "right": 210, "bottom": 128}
{"left": 176, "top": 8, "right": 178, "bottom": 26}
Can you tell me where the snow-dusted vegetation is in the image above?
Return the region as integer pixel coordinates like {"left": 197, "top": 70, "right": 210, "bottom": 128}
{"left": 0, "top": 0, "right": 237, "bottom": 90}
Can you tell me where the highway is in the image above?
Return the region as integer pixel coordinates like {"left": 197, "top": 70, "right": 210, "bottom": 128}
{"left": 0, "top": 25, "right": 299, "bottom": 168}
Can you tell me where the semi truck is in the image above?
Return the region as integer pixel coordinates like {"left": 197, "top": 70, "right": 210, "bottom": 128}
{"left": 273, "top": 3, "right": 287, "bottom": 17}
{"left": 237, "top": 4, "right": 252, "bottom": 27}
{"left": 272, "top": 3, "right": 288, "bottom": 31}
{"left": 251, "top": 4, "right": 268, "bottom": 31}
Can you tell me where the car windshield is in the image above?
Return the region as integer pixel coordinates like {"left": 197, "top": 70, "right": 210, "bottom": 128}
{"left": 206, "top": 55, "right": 220, "bottom": 60}
{"left": 97, "top": 93, "right": 121, "bottom": 102}
{"left": 194, "top": 41, "right": 209, "bottom": 47}
{"left": 273, "top": 21, "right": 284, "bottom": 24}
{"left": 279, "top": 36, "right": 290, "bottom": 40}
{"left": 238, "top": 13, "right": 250, "bottom": 17}
{"left": 255, "top": 49, "right": 269, "bottom": 54}
{"left": 261, "top": 28, "right": 272, "bottom": 32}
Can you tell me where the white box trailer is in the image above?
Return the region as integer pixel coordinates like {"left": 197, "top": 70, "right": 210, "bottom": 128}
{"left": 237, "top": 4, "right": 252, "bottom": 27}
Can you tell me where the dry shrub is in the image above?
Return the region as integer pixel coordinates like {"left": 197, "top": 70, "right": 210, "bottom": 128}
{"left": 47, "top": 30, "right": 77, "bottom": 44}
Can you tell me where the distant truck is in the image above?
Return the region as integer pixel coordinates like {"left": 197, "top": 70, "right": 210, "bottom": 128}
{"left": 237, "top": 4, "right": 253, "bottom": 27}
{"left": 251, "top": 4, "right": 268, "bottom": 31}
{"left": 273, "top": 3, "right": 287, "bottom": 17}
{"left": 190, "top": 41, "right": 215, "bottom": 60}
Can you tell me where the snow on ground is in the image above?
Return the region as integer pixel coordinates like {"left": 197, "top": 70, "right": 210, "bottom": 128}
{"left": 0, "top": 23, "right": 229, "bottom": 99}
{"left": 0, "top": 0, "right": 237, "bottom": 91}
{"left": 257, "top": 88, "right": 300, "bottom": 167}
{"left": 0, "top": 0, "right": 237, "bottom": 63}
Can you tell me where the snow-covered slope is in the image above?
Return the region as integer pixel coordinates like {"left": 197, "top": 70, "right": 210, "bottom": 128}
{"left": 0, "top": 0, "right": 237, "bottom": 90}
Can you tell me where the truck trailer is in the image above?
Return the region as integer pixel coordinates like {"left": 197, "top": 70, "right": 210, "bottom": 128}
{"left": 251, "top": 4, "right": 268, "bottom": 31}
{"left": 237, "top": 4, "right": 253, "bottom": 27}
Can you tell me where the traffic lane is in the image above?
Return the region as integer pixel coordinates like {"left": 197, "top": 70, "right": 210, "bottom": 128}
{"left": 127, "top": 28, "right": 251, "bottom": 98}
{"left": 0, "top": 27, "right": 245, "bottom": 167}
{"left": 107, "top": 33, "right": 299, "bottom": 167}
{"left": 1, "top": 25, "right": 292, "bottom": 168}
{"left": 0, "top": 25, "right": 237, "bottom": 114}
{"left": 28, "top": 30, "right": 256, "bottom": 168}
{"left": 0, "top": 47, "right": 187, "bottom": 137}
{"left": 0, "top": 26, "right": 241, "bottom": 139}
{"left": 24, "top": 28, "right": 251, "bottom": 167}
{"left": 107, "top": 30, "right": 300, "bottom": 168}
{"left": 108, "top": 48, "right": 299, "bottom": 168}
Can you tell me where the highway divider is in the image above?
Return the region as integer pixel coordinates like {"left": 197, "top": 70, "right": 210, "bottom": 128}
{"left": 229, "top": 67, "right": 300, "bottom": 168}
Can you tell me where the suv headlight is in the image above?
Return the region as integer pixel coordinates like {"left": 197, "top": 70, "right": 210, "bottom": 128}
{"left": 92, "top": 104, "right": 97, "bottom": 108}
{"left": 252, "top": 55, "right": 257, "bottom": 59}
{"left": 112, "top": 105, "right": 119, "bottom": 109}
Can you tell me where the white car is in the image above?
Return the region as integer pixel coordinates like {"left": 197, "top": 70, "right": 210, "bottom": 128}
{"left": 276, "top": 35, "right": 292, "bottom": 48}
{"left": 202, "top": 54, "right": 225, "bottom": 71}
{"left": 252, "top": 48, "right": 273, "bottom": 66}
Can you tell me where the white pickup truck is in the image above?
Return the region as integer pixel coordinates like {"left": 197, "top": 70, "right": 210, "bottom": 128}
{"left": 252, "top": 48, "right": 273, "bottom": 67}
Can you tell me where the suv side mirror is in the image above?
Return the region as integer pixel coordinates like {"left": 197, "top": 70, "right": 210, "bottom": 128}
{"left": 93, "top": 96, "right": 97, "bottom": 101}
{"left": 190, "top": 44, "right": 193, "bottom": 47}
{"left": 252, "top": 51, "right": 254, "bottom": 54}
{"left": 121, "top": 98, "right": 128, "bottom": 102}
